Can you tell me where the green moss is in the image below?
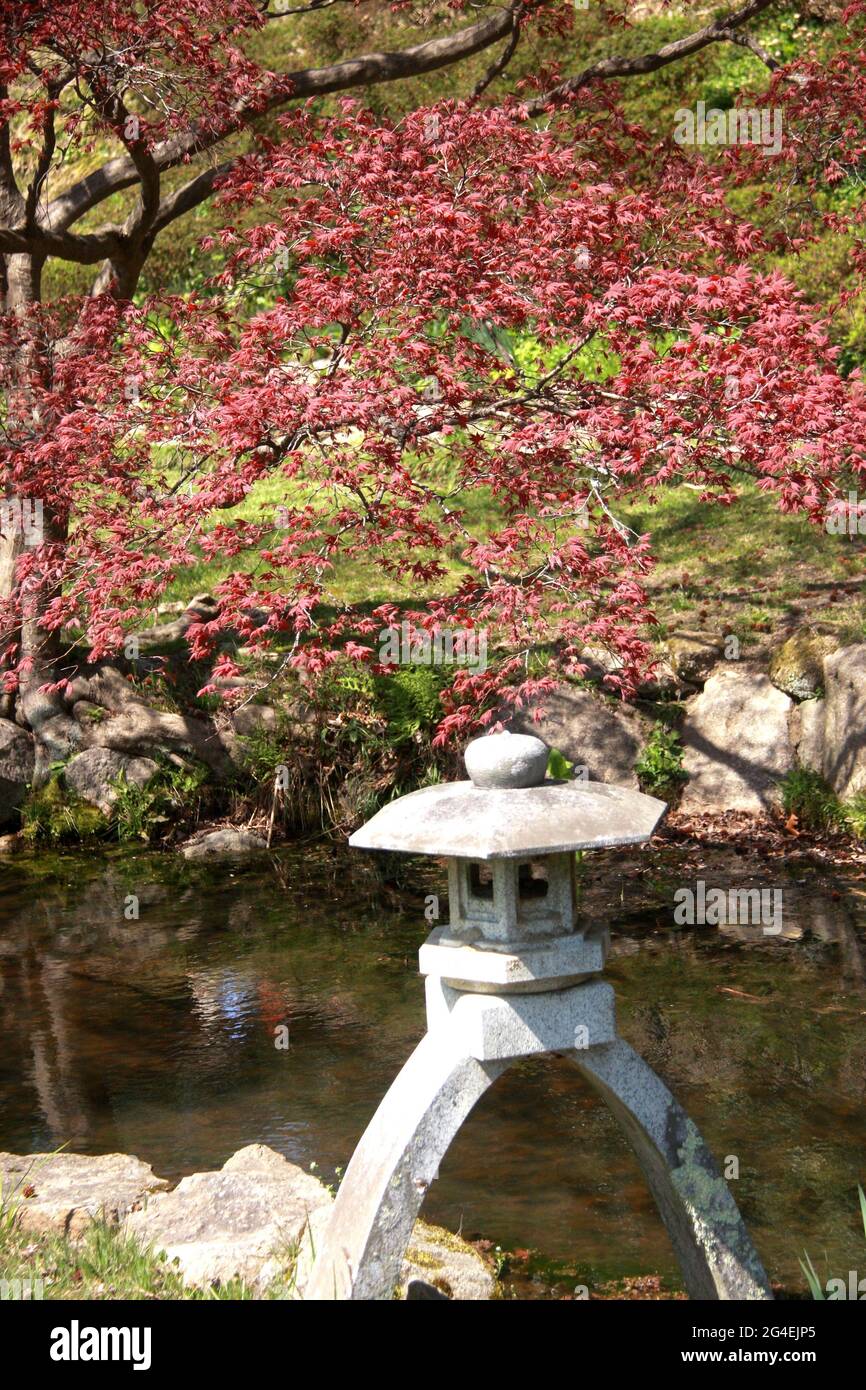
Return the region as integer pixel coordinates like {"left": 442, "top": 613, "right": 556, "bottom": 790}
{"left": 20, "top": 776, "right": 107, "bottom": 845}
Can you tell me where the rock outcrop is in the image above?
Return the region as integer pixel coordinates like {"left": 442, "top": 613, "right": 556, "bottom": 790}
{"left": 1, "top": 1145, "right": 496, "bottom": 1299}
{"left": 680, "top": 669, "right": 796, "bottom": 813}
{"left": 0, "top": 1151, "right": 168, "bottom": 1237}
{"left": 791, "top": 645, "right": 866, "bottom": 799}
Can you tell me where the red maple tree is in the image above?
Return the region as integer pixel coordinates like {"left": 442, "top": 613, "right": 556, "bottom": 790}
{"left": 2, "top": 0, "right": 866, "bottom": 757}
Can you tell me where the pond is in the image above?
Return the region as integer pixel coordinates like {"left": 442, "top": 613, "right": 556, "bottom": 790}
{"left": 1, "top": 837, "right": 865, "bottom": 1297}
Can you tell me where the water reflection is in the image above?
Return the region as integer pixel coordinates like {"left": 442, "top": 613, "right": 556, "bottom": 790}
{"left": 1, "top": 841, "right": 865, "bottom": 1293}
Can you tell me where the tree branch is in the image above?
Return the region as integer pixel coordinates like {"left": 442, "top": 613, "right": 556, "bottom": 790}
{"left": 42, "top": 10, "right": 516, "bottom": 233}
{"left": 524, "top": 0, "right": 779, "bottom": 115}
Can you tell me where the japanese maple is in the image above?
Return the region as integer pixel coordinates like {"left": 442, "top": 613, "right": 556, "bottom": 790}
{"left": 2, "top": 0, "right": 866, "bottom": 748}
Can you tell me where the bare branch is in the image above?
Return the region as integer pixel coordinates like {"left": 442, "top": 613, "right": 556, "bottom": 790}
{"left": 0, "top": 224, "right": 124, "bottom": 265}
{"left": 525, "top": 0, "right": 779, "bottom": 115}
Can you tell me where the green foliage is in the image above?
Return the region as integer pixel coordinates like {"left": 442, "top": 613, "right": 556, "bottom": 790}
{"left": 635, "top": 723, "right": 687, "bottom": 801}
{"left": 546, "top": 747, "right": 574, "bottom": 781}
{"left": 843, "top": 793, "right": 866, "bottom": 841}
{"left": 372, "top": 664, "right": 445, "bottom": 746}
{"left": 0, "top": 1216, "right": 262, "bottom": 1300}
{"left": 780, "top": 769, "right": 844, "bottom": 833}
{"left": 110, "top": 760, "right": 209, "bottom": 842}
{"left": 19, "top": 758, "right": 209, "bottom": 845}
{"left": 780, "top": 769, "right": 866, "bottom": 841}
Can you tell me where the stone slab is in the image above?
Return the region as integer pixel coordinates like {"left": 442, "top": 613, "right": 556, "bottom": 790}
{"left": 437, "top": 979, "right": 617, "bottom": 1061}
{"left": 419, "top": 925, "right": 608, "bottom": 993}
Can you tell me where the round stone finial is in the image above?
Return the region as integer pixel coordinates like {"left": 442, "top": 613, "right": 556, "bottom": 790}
{"left": 464, "top": 731, "right": 549, "bottom": 789}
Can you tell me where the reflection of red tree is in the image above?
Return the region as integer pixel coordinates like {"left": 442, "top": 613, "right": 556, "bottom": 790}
{"left": 257, "top": 981, "right": 290, "bottom": 1039}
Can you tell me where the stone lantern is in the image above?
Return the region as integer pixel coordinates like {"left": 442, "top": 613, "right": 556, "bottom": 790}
{"left": 307, "top": 732, "right": 771, "bottom": 1301}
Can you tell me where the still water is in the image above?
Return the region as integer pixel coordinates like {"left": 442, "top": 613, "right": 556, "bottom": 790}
{"left": 1, "top": 838, "right": 865, "bottom": 1295}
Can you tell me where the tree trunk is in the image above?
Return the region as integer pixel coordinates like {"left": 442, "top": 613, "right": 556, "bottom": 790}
{"left": 1, "top": 250, "right": 69, "bottom": 735}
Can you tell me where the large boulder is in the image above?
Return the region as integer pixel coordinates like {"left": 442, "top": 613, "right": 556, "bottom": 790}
{"left": 680, "top": 668, "right": 796, "bottom": 813}
{"left": 0, "top": 1151, "right": 168, "bottom": 1237}
{"left": 125, "top": 1145, "right": 331, "bottom": 1292}
{"left": 791, "top": 644, "right": 866, "bottom": 799}
{"left": 768, "top": 628, "right": 838, "bottom": 701}
{"left": 506, "top": 686, "right": 650, "bottom": 788}
{"left": 64, "top": 747, "right": 158, "bottom": 815}
{"left": 0, "top": 718, "right": 34, "bottom": 826}
{"left": 79, "top": 701, "right": 235, "bottom": 775}
{"left": 126, "top": 1144, "right": 496, "bottom": 1298}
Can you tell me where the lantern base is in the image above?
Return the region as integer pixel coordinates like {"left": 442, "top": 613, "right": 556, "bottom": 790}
{"left": 419, "top": 924, "right": 608, "bottom": 994}
{"left": 305, "top": 978, "right": 772, "bottom": 1302}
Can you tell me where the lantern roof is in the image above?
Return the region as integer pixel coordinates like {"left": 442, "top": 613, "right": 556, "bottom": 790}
{"left": 349, "top": 732, "right": 666, "bottom": 861}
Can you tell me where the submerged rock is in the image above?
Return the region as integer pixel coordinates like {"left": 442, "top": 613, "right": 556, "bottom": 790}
{"left": 179, "top": 828, "right": 269, "bottom": 860}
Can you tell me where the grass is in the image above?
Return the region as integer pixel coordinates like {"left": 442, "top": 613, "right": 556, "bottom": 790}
{"left": 617, "top": 483, "right": 866, "bottom": 645}
{"left": 0, "top": 1217, "right": 276, "bottom": 1300}
{"left": 155, "top": 475, "right": 866, "bottom": 661}
{"left": 780, "top": 768, "right": 866, "bottom": 841}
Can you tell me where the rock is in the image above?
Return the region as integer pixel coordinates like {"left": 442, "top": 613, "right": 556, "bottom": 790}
{"left": 128, "top": 594, "right": 221, "bottom": 654}
{"left": 33, "top": 713, "right": 82, "bottom": 773}
{"left": 665, "top": 631, "right": 725, "bottom": 685}
{"left": 402, "top": 1220, "right": 496, "bottom": 1300}
{"left": 64, "top": 748, "right": 158, "bottom": 815}
{"left": 80, "top": 701, "right": 233, "bottom": 774}
{"left": 506, "top": 686, "right": 650, "bottom": 788}
{"left": 232, "top": 704, "right": 278, "bottom": 737}
{"left": 768, "top": 628, "right": 838, "bottom": 701}
{"left": 180, "top": 828, "right": 268, "bottom": 860}
{"left": 294, "top": 1189, "right": 495, "bottom": 1301}
{"left": 680, "top": 669, "right": 795, "bottom": 813}
{"left": 637, "top": 658, "right": 681, "bottom": 699}
{"left": 0, "top": 718, "right": 34, "bottom": 826}
{"left": 790, "top": 696, "right": 826, "bottom": 776}
{"left": 464, "top": 731, "right": 548, "bottom": 788}
{"left": 579, "top": 645, "right": 624, "bottom": 680}
{"left": 792, "top": 644, "right": 866, "bottom": 799}
{"left": 125, "top": 1145, "right": 331, "bottom": 1292}
{"left": 0, "top": 1151, "right": 168, "bottom": 1237}
{"left": 1, "top": 1144, "right": 496, "bottom": 1298}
